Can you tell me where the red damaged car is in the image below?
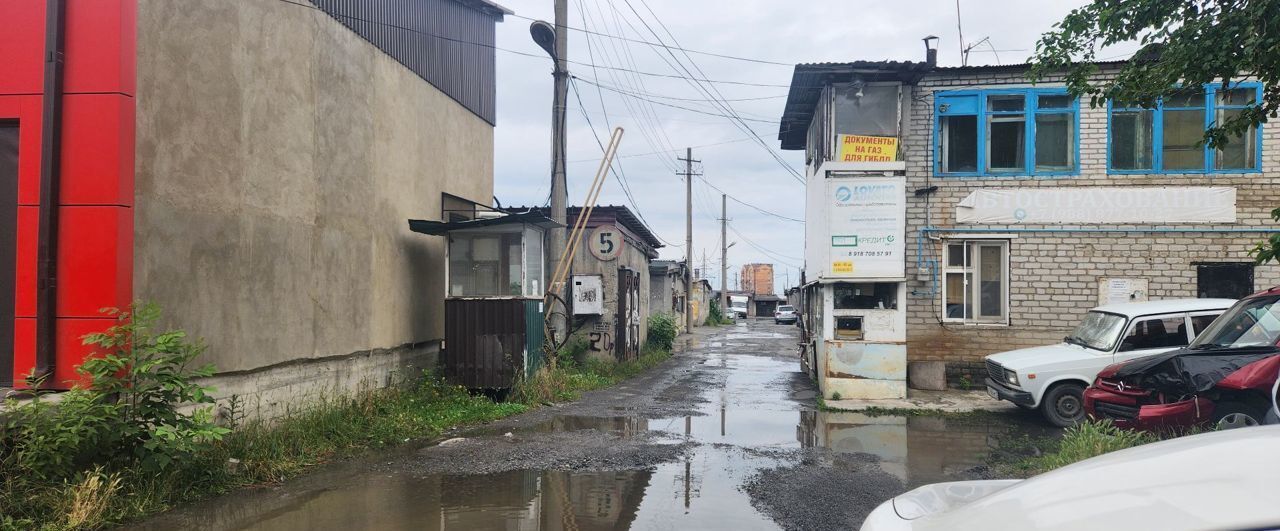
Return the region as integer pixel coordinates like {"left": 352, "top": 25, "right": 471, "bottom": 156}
{"left": 1085, "top": 287, "right": 1280, "bottom": 431}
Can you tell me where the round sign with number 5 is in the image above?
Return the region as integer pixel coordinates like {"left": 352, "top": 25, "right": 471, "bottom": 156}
{"left": 589, "top": 224, "right": 623, "bottom": 261}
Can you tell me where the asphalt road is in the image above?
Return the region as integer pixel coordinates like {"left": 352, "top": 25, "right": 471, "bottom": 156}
{"left": 130, "top": 320, "right": 1050, "bottom": 531}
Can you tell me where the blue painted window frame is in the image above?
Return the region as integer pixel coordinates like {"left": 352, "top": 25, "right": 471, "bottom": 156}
{"left": 1106, "top": 82, "right": 1264, "bottom": 174}
{"left": 933, "top": 88, "right": 1081, "bottom": 178}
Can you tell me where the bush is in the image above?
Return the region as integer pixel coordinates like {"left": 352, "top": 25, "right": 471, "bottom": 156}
{"left": 706, "top": 300, "right": 727, "bottom": 325}
{"left": 2, "top": 303, "right": 229, "bottom": 481}
{"left": 646, "top": 313, "right": 678, "bottom": 351}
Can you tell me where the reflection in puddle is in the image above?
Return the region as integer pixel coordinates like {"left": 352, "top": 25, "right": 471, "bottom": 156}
{"left": 797, "top": 410, "right": 1054, "bottom": 487}
{"left": 128, "top": 346, "right": 1055, "bottom": 530}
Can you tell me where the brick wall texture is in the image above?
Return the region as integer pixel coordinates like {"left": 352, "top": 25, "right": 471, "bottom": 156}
{"left": 898, "top": 65, "right": 1280, "bottom": 365}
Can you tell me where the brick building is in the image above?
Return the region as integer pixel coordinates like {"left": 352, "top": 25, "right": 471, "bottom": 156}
{"left": 780, "top": 55, "right": 1278, "bottom": 397}
{"left": 740, "top": 263, "right": 775, "bottom": 296}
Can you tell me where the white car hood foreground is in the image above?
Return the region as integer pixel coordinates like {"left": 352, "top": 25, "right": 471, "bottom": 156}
{"left": 862, "top": 426, "right": 1280, "bottom": 531}
{"left": 986, "top": 342, "right": 1102, "bottom": 372}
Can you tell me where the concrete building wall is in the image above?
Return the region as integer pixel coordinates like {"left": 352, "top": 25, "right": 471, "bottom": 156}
{"left": 132, "top": 0, "right": 494, "bottom": 393}
{"left": 648, "top": 269, "right": 685, "bottom": 330}
{"left": 899, "top": 66, "right": 1280, "bottom": 380}
{"left": 569, "top": 228, "right": 651, "bottom": 359}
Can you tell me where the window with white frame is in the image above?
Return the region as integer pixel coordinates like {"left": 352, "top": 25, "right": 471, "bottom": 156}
{"left": 1108, "top": 83, "right": 1262, "bottom": 173}
{"left": 942, "top": 240, "right": 1009, "bottom": 323}
{"left": 936, "top": 89, "right": 1077, "bottom": 176}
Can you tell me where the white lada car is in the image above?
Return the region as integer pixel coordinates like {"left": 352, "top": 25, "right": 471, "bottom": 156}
{"left": 984, "top": 298, "right": 1234, "bottom": 427}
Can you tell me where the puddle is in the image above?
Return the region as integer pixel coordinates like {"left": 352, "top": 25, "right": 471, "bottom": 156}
{"left": 128, "top": 334, "right": 1057, "bottom": 530}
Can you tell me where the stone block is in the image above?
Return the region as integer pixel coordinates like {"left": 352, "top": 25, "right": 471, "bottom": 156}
{"left": 908, "top": 361, "right": 948, "bottom": 391}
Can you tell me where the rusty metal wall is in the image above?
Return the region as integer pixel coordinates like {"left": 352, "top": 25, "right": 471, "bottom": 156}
{"left": 309, "top": 0, "right": 501, "bottom": 124}
{"left": 443, "top": 298, "right": 527, "bottom": 388}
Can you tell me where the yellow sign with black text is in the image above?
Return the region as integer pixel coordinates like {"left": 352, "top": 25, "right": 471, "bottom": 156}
{"left": 831, "top": 260, "right": 854, "bottom": 274}
{"left": 837, "top": 134, "right": 899, "bottom": 162}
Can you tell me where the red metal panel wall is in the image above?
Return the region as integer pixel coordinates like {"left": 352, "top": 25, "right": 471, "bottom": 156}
{"left": 1, "top": 0, "right": 136, "bottom": 388}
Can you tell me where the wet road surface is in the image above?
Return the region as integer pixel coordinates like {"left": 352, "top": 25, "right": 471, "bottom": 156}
{"left": 128, "top": 320, "right": 1058, "bottom": 531}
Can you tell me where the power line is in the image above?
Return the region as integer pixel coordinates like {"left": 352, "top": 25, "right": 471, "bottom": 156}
{"left": 568, "top": 77, "right": 683, "bottom": 248}
{"left": 504, "top": 11, "right": 794, "bottom": 66}
{"left": 728, "top": 224, "right": 802, "bottom": 268}
{"left": 571, "top": 76, "right": 788, "bottom": 102}
{"left": 697, "top": 176, "right": 804, "bottom": 223}
{"left": 573, "top": 75, "right": 779, "bottom": 123}
{"left": 565, "top": 138, "right": 751, "bottom": 163}
{"left": 617, "top": 0, "right": 805, "bottom": 184}
{"left": 271, "top": 0, "right": 792, "bottom": 88}
{"left": 580, "top": 0, "right": 682, "bottom": 175}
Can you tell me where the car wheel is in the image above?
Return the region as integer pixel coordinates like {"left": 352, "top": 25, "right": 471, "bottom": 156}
{"left": 1041, "top": 383, "right": 1086, "bottom": 428}
{"left": 1213, "top": 402, "right": 1264, "bottom": 430}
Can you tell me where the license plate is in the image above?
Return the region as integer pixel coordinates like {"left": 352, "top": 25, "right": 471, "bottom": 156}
{"left": 987, "top": 387, "right": 999, "bottom": 399}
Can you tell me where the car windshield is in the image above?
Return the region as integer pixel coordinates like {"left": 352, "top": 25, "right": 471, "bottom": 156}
{"left": 779, "top": 306, "right": 794, "bottom": 312}
{"left": 1066, "top": 311, "right": 1127, "bottom": 351}
{"left": 1191, "top": 295, "right": 1280, "bottom": 349}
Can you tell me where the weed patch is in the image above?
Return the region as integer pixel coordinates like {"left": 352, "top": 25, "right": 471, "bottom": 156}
{"left": 513, "top": 345, "right": 673, "bottom": 405}
{"left": 996, "top": 420, "right": 1167, "bottom": 477}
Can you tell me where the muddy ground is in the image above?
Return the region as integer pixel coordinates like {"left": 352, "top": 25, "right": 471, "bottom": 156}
{"left": 127, "top": 320, "right": 1058, "bottom": 531}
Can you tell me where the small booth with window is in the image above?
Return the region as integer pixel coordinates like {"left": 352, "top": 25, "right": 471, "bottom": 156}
{"left": 798, "top": 77, "right": 910, "bottom": 400}
{"left": 409, "top": 209, "right": 559, "bottom": 390}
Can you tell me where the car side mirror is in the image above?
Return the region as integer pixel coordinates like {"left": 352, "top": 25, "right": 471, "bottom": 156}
{"left": 1118, "top": 340, "right": 1135, "bottom": 352}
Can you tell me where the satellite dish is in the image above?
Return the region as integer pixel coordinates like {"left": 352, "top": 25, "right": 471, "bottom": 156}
{"left": 529, "top": 21, "right": 557, "bottom": 60}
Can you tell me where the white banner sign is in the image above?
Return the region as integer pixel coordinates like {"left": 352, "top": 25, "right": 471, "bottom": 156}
{"left": 955, "top": 187, "right": 1237, "bottom": 224}
{"left": 828, "top": 177, "right": 906, "bottom": 278}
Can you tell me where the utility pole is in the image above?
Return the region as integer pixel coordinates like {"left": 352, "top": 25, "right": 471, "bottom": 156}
{"left": 678, "top": 148, "right": 699, "bottom": 331}
{"left": 701, "top": 249, "right": 707, "bottom": 282}
{"left": 720, "top": 194, "right": 727, "bottom": 315}
{"left": 530, "top": 2, "right": 569, "bottom": 344}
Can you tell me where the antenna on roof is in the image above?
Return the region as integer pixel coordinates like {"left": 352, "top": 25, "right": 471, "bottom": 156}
{"left": 955, "top": 0, "right": 965, "bottom": 66}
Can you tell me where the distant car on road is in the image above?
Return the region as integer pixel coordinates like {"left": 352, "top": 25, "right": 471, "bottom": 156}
{"left": 860, "top": 425, "right": 1280, "bottom": 531}
{"left": 729, "top": 295, "right": 749, "bottom": 319}
{"left": 1086, "top": 287, "right": 1280, "bottom": 431}
{"left": 774, "top": 305, "right": 798, "bottom": 325}
{"left": 984, "top": 298, "right": 1234, "bottom": 427}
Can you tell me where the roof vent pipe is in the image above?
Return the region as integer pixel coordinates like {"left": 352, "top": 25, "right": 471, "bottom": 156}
{"left": 923, "top": 35, "right": 940, "bottom": 67}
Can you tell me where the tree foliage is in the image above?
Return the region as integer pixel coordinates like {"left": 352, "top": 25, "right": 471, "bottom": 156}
{"left": 1030, "top": 0, "right": 1280, "bottom": 148}
{"left": 1030, "top": 0, "right": 1280, "bottom": 263}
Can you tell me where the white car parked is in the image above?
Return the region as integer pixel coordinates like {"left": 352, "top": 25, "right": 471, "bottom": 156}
{"left": 984, "top": 298, "right": 1234, "bottom": 427}
{"left": 861, "top": 425, "right": 1280, "bottom": 531}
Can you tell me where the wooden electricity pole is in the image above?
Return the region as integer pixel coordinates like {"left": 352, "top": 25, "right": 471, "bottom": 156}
{"left": 678, "top": 148, "right": 699, "bottom": 331}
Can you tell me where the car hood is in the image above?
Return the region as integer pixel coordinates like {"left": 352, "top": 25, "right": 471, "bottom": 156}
{"left": 903, "top": 426, "right": 1280, "bottom": 530}
{"left": 986, "top": 343, "right": 1103, "bottom": 371}
{"left": 1112, "top": 345, "right": 1280, "bottom": 394}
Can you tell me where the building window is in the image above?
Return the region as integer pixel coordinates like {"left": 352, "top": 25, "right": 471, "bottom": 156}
{"left": 942, "top": 240, "right": 1009, "bottom": 323}
{"left": 1108, "top": 83, "right": 1262, "bottom": 173}
{"left": 1196, "top": 262, "right": 1255, "bottom": 299}
{"left": 935, "top": 89, "right": 1077, "bottom": 176}
{"left": 834, "top": 282, "right": 898, "bottom": 310}
{"left": 448, "top": 231, "right": 529, "bottom": 297}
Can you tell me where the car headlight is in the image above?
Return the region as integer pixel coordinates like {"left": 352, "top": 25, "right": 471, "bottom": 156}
{"left": 1003, "top": 369, "right": 1019, "bottom": 386}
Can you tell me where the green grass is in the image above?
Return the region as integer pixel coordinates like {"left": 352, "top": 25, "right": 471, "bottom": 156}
{"left": 995, "top": 420, "right": 1169, "bottom": 478}
{"left": 1, "top": 374, "right": 525, "bottom": 530}
{"left": 512, "top": 345, "right": 673, "bottom": 405}
{"left": 1, "top": 343, "right": 677, "bottom": 530}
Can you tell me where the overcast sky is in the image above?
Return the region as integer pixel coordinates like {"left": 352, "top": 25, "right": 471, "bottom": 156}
{"left": 490, "top": 0, "right": 1135, "bottom": 294}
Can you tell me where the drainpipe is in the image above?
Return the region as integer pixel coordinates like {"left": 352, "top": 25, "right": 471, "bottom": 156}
{"left": 34, "top": 0, "right": 67, "bottom": 383}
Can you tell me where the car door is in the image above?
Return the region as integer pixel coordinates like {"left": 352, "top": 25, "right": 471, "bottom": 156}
{"left": 1113, "top": 313, "right": 1194, "bottom": 365}
{"left": 1188, "top": 310, "right": 1226, "bottom": 340}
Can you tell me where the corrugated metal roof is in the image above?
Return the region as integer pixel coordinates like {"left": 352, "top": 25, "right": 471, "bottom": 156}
{"left": 506, "top": 205, "right": 665, "bottom": 250}
{"left": 777, "top": 59, "right": 1134, "bottom": 150}
{"left": 778, "top": 61, "right": 933, "bottom": 150}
